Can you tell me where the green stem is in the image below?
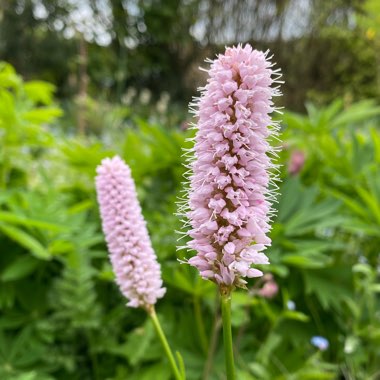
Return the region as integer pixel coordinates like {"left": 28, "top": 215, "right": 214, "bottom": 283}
{"left": 221, "top": 292, "right": 236, "bottom": 380}
{"left": 86, "top": 331, "right": 99, "bottom": 380}
{"left": 194, "top": 296, "right": 208, "bottom": 355}
{"left": 202, "top": 290, "right": 222, "bottom": 380}
{"left": 149, "top": 307, "right": 184, "bottom": 380}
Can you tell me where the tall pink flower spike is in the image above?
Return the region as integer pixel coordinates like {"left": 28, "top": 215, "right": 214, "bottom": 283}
{"left": 178, "top": 44, "right": 282, "bottom": 293}
{"left": 95, "top": 156, "right": 166, "bottom": 309}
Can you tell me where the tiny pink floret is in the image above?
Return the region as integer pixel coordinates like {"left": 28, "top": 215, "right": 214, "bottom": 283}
{"left": 181, "top": 44, "right": 281, "bottom": 289}
{"left": 95, "top": 156, "right": 166, "bottom": 309}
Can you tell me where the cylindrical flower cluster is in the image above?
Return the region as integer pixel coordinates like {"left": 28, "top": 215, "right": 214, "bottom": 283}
{"left": 181, "top": 44, "right": 281, "bottom": 290}
{"left": 95, "top": 156, "right": 166, "bottom": 309}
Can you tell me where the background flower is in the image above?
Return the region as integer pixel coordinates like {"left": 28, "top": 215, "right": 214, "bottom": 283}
{"left": 95, "top": 156, "right": 166, "bottom": 309}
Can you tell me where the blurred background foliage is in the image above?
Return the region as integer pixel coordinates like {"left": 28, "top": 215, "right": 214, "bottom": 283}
{"left": 0, "top": 0, "right": 379, "bottom": 379}
{"left": 1, "top": 0, "right": 380, "bottom": 113}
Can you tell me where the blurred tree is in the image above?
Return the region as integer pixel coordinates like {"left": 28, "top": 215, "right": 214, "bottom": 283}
{"left": 357, "top": 0, "right": 380, "bottom": 96}
{"left": 0, "top": 0, "right": 377, "bottom": 111}
{"left": 0, "top": 0, "right": 76, "bottom": 96}
{"left": 125, "top": 0, "right": 201, "bottom": 100}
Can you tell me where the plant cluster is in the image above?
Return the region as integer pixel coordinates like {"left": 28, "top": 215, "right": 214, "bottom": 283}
{"left": 0, "top": 60, "right": 379, "bottom": 379}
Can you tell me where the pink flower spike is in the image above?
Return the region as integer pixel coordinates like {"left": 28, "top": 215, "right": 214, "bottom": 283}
{"left": 178, "top": 44, "right": 282, "bottom": 292}
{"left": 95, "top": 156, "right": 166, "bottom": 310}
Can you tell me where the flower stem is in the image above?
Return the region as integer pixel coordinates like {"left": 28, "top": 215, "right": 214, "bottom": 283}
{"left": 203, "top": 290, "right": 222, "bottom": 380}
{"left": 221, "top": 292, "right": 236, "bottom": 380}
{"left": 194, "top": 296, "right": 208, "bottom": 355}
{"left": 149, "top": 307, "right": 184, "bottom": 380}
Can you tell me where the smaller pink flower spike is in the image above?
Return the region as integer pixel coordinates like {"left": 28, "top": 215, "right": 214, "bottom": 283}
{"left": 95, "top": 156, "right": 166, "bottom": 309}
{"left": 178, "top": 44, "right": 282, "bottom": 293}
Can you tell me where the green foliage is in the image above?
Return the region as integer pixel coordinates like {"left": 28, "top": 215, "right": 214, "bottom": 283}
{"left": 0, "top": 63, "right": 379, "bottom": 380}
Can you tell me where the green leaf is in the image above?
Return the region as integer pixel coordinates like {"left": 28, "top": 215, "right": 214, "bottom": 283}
{"left": 303, "top": 267, "right": 353, "bottom": 310}
{"left": 355, "top": 186, "right": 380, "bottom": 223}
{"left": 0, "top": 224, "right": 51, "bottom": 260}
{"left": 67, "top": 200, "right": 94, "bottom": 214}
{"left": 278, "top": 177, "right": 303, "bottom": 222}
{"left": 340, "top": 217, "right": 380, "bottom": 237}
{"left": 22, "top": 107, "right": 62, "bottom": 124}
{"left": 0, "top": 211, "right": 66, "bottom": 231}
{"left": 8, "top": 326, "right": 33, "bottom": 362}
{"left": 175, "top": 351, "right": 186, "bottom": 380}
{"left": 369, "top": 284, "right": 380, "bottom": 293}
{"left": 284, "top": 199, "right": 340, "bottom": 236}
{"left": 128, "top": 362, "right": 171, "bottom": 380}
{"left": 282, "top": 253, "right": 332, "bottom": 269}
{"left": 24, "top": 80, "right": 56, "bottom": 105}
{"left": 281, "top": 310, "right": 310, "bottom": 322}
{"left": 332, "top": 100, "right": 380, "bottom": 128}
{"left": 162, "top": 263, "right": 214, "bottom": 297}
{"left": 124, "top": 321, "right": 158, "bottom": 366}
{"left": 255, "top": 332, "right": 282, "bottom": 365}
{"left": 0, "top": 62, "right": 21, "bottom": 89}
{"left": 1, "top": 256, "right": 39, "bottom": 282}
{"left": 248, "top": 362, "right": 270, "bottom": 379}
{"left": 0, "top": 282, "right": 16, "bottom": 308}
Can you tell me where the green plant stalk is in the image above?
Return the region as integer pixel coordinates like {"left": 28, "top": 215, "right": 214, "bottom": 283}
{"left": 86, "top": 330, "right": 99, "bottom": 380}
{"left": 149, "top": 307, "right": 184, "bottom": 380}
{"left": 221, "top": 292, "right": 236, "bottom": 380}
{"left": 194, "top": 296, "right": 208, "bottom": 355}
